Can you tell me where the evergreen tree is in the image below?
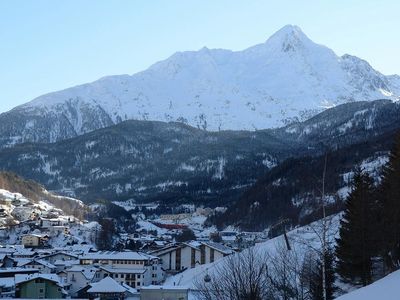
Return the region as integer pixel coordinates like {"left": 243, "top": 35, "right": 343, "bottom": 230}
{"left": 175, "top": 228, "right": 196, "bottom": 242}
{"left": 336, "top": 168, "right": 376, "bottom": 286}
{"left": 97, "top": 218, "right": 116, "bottom": 250}
{"left": 377, "top": 133, "right": 400, "bottom": 272}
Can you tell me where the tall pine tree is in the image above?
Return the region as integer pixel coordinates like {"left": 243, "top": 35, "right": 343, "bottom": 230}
{"left": 336, "top": 168, "right": 376, "bottom": 286}
{"left": 377, "top": 133, "right": 400, "bottom": 272}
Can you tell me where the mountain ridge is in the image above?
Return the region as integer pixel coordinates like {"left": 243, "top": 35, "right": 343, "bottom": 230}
{"left": 0, "top": 100, "right": 398, "bottom": 206}
{"left": 1, "top": 25, "right": 399, "bottom": 148}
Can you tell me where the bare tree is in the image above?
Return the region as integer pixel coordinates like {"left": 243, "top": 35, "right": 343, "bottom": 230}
{"left": 194, "top": 247, "right": 273, "bottom": 300}
{"left": 267, "top": 239, "right": 305, "bottom": 300}
{"left": 295, "top": 154, "right": 338, "bottom": 300}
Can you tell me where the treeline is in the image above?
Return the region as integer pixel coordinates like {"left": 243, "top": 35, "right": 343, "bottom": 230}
{"left": 214, "top": 130, "right": 396, "bottom": 232}
{"left": 336, "top": 133, "right": 400, "bottom": 286}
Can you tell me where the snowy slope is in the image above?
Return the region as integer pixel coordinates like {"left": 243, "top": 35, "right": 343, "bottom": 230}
{"left": 336, "top": 270, "right": 400, "bottom": 300}
{"left": 165, "top": 214, "right": 341, "bottom": 288}
{"left": 1, "top": 25, "right": 399, "bottom": 146}
{"left": 0, "top": 187, "right": 83, "bottom": 226}
{"left": 0, "top": 187, "right": 97, "bottom": 247}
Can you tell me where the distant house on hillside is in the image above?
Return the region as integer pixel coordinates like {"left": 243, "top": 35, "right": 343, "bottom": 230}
{"left": 21, "top": 233, "right": 48, "bottom": 247}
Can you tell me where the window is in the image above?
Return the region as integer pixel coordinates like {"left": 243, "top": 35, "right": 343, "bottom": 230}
{"left": 191, "top": 248, "right": 196, "bottom": 268}
{"left": 39, "top": 288, "right": 44, "bottom": 294}
{"left": 176, "top": 248, "right": 181, "bottom": 270}
{"left": 137, "top": 282, "right": 141, "bottom": 286}
{"left": 120, "top": 274, "right": 124, "bottom": 278}
{"left": 200, "top": 245, "right": 205, "bottom": 264}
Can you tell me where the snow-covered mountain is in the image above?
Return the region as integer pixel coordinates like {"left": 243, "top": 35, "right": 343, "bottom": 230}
{"left": 1, "top": 25, "right": 399, "bottom": 147}
{"left": 0, "top": 100, "right": 398, "bottom": 206}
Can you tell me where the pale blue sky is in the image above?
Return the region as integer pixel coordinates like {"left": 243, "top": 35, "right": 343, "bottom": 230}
{"left": 1, "top": 0, "right": 399, "bottom": 113}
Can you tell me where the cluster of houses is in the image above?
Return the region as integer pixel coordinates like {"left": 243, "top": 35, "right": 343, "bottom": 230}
{"left": 0, "top": 194, "right": 269, "bottom": 299}
{"left": 0, "top": 237, "right": 236, "bottom": 299}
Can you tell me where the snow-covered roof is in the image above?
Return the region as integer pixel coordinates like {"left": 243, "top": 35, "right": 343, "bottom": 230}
{"left": 99, "top": 266, "right": 146, "bottom": 274}
{"left": 53, "top": 259, "right": 80, "bottom": 267}
{"left": 149, "top": 244, "right": 182, "bottom": 256}
{"left": 80, "top": 250, "right": 157, "bottom": 261}
{"left": 0, "top": 277, "right": 15, "bottom": 288}
{"left": 0, "top": 247, "right": 16, "bottom": 254}
{"left": 39, "top": 250, "right": 79, "bottom": 260}
{"left": 87, "top": 276, "right": 126, "bottom": 293}
{"left": 121, "top": 282, "right": 139, "bottom": 295}
{"left": 22, "top": 233, "right": 48, "bottom": 238}
{"left": 14, "top": 258, "right": 33, "bottom": 267}
{"left": 20, "top": 259, "right": 56, "bottom": 269}
{"left": 0, "top": 267, "right": 39, "bottom": 274}
{"left": 66, "top": 265, "right": 99, "bottom": 280}
{"left": 182, "top": 241, "right": 235, "bottom": 255}
{"left": 221, "top": 235, "right": 237, "bottom": 241}
{"left": 141, "top": 285, "right": 189, "bottom": 291}
{"left": 154, "top": 240, "right": 166, "bottom": 246}
{"left": 203, "top": 241, "right": 235, "bottom": 255}
{"left": 15, "top": 273, "right": 63, "bottom": 286}
{"left": 14, "top": 248, "right": 37, "bottom": 256}
{"left": 184, "top": 241, "right": 202, "bottom": 249}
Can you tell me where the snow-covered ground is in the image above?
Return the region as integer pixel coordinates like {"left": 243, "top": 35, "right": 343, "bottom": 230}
{"left": 336, "top": 270, "right": 400, "bottom": 300}
{"left": 165, "top": 214, "right": 341, "bottom": 288}
{"left": 0, "top": 188, "right": 97, "bottom": 247}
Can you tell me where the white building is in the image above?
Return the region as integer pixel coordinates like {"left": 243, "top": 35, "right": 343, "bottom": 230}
{"left": 79, "top": 251, "right": 164, "bottom": 286}
{"left": 65, "top": 265, "right": 101, "bottom": 297}
{"left": 21, "top": 234, "right": 47, "bottom": 247}
{"left": 151, "top": 241, "right": 234, "bottom": 273}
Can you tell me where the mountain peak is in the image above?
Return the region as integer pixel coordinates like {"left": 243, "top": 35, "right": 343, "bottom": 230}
{"left": 266, "top": 25, "right": 312, "bottom": 52}
{"left": 274, "top": 24, "right": 305, "bottom": 36}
